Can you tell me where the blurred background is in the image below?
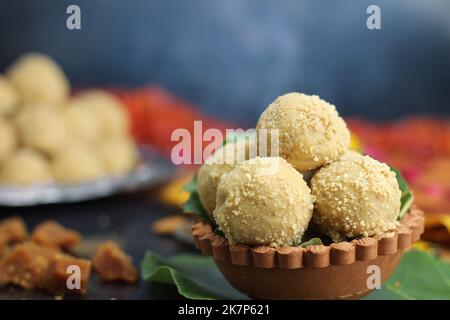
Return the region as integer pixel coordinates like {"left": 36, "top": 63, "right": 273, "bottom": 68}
{"left": 1, "top": 0, "right": 449, "bottom": 124}
{"left": 0, "top": 0, "right": 449, "bottom": 299}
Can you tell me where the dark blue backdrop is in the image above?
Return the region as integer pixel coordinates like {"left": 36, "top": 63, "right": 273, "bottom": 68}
{"left": 0, "top": 0, "right": 449, "bottom": 125}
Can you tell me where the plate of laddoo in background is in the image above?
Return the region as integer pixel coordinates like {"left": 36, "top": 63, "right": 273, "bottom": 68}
{"left": 0, "top": 53, "right": 172, "bottom": 206}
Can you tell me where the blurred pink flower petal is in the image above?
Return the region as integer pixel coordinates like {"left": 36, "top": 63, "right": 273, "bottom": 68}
{"left": 402, "top": 167, "right": 422, "bottom": 183}
{"left": 363, "top": 147, "right": 386, "bottom": 161}
{"left": 423, "top": 184, "right": 445, "bottom": 198}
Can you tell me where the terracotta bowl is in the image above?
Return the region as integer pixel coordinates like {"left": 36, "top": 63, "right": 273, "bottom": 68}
{"left": 192, "top": 206, "right": 424, "bottom": 300}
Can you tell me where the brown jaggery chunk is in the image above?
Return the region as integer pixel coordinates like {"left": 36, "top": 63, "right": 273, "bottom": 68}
{"left": 0, "top": 235, "right": 8, "bottom": 259}
{"left": 92, "top": 241, "right": 138, "bottom": 283}
{"left": 0, "top": 243, "right": 58, "bottom": 289}
{"left": 152, "top": 215, "right": 187, "bottom": 235}
{"left": 46, "top": 255, "right": 91, "bottom": 295}
{"left": 0, "top": 242, "right": 91, "bottom": 294}
{"left": 0, "top": 217, "right": 29, "bottom": 259}
{"left": 0, "top": 216, "right": 29, "bottom": 243}
{"left": 32, "top": 220, "right": 81, "bottom": 250}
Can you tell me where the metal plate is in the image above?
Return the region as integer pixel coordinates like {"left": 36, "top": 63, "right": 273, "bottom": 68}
{"left": 0, "top": 146, "right": 173, "bottom": 207}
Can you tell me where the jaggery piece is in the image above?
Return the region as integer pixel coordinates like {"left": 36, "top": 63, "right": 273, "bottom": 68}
{"left": 0, "top": 243, "right": 57, "bottom": 289}
{"left": 92, "top": 241, "right": 138, "bottom": 283}
{"left": 32, "top": 220, "right": 81, "bottom": 250}
{"left": 0, "top": 242, "right": 91, "bottom": 294}
{"left": 0, "top": 216, "right": 29, "bottom": 243}
{"left": 46, "top": 255, "right": 91, "bottom": 295}
{"left": 152, "top": 215, "right": 187, "bottom": 235}
{"left": 0, "top": 235, "right": 8, "bottom": 259}
{"left": 0, "top": 242, "right": 8, "bottom": 283}
{"left": 0, "top": 216, "right": 29, "bottom": 259}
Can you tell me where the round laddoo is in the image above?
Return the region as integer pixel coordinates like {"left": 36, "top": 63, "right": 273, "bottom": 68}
{"left": 310, "top": 154, "right": 401, "bottom": 241}
{"left": 6, "top": 53, "right": 69, "bottom": 105}
{"left": 0, "top": 75, "right": 18, "bottom": 115}
{"left": 70, "top": 90, "right": 129, "bottom": 137}
{"left": 197, "top": 138, "right": 255, "bottom": 219}
{"left": 0, "top": 119, "right": 17, "bottom": 164}
{"left": 214, "top": 157, "right": 314, "bottom": 247}
{"left": 339, "top": 150, "right": 362, "bottom": 161}
{"left": 256, "top": 92, "right": 350, "bottom": 172}
{"left": 0, "top": 149, "right": 51, "bottom": 185}
{"left": 15, "top": 105, "right": 69, "bottom": 155}
{"left": 64, "top": 103, "right": 102, "bottom": 143}
{"left": 98, "top": 137, "right": 138, "bottom": 175}
{"left": 51, "top": 143, "right": 105, "bottom": 183}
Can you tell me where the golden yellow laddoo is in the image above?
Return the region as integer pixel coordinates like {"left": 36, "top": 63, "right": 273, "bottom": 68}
{"left": 51, "top": 143, "right": 105, "bottom": 183}
{"left": 197, "top": 138, "right": 256, "bottom": 219}
{"left": 339, "top": 150, "right": 362, "bottom": 161}
{"left": 311, "top": 154, "right": 401, "bottom": 241}
{"left": 98, "top": 137, "right": 138, "bottom": 175}
{"left": 0, "top": 118, "right": 17, "bottom": 164}
{"left": 69, "top": 90, "right": 129, "bottom": 137}
{"left": 64, "top": 103, "right": 102, "bottom": 143}
{"left": 7, "top": 53, "right": 69, "bottom": 105}
{"left": 256, "top": 92, "right": 350, "bottom": 172}
{"left": 0, "top": 149, "right": 52, "bottom": 185}
{"left": 15, "top": 105, "right": 69, "bottom": 155}
{"left": 214, "top": 157, "right": 314, "bottom": 247}
{"left": 0, "top": 75, "right": 18, "bottom": 115}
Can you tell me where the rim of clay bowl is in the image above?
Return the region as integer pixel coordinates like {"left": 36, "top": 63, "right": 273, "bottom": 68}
{"left": 191, "top": 205, "right": 424, "bottom": 269}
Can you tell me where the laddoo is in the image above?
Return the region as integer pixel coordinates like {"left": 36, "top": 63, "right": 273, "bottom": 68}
{"left": 311, "top": 154, "right": 401, "bottom": 241}
{"left": 64, "top": 103, "right": 102, "bottom": 143}
{"left": 0, "top": 118, "right": 17, "bottom": 164}
{"left": 51, "top": 143, "right": 105, "bottom": 183}
{"left": 98, "top": 137, "right": 138, "bottom": 175}
{"left": 6, "top": 53, "right": 69, "bottom": 105}
{"left": 0, "top": 149, "right": 52, "bottom": 185}
{"left": 213, "top": 157, "right": 314, "bottom": 247}
{"left": 15, "top": 105, "right": 69, "bottom": 155}
{"left": 0, "top": 75, "right": 18, "bottom": 115}
{"left": 339, "top": 150, "right": 362, "bottom": 161}
{"left": 69, "top": 90, "right": 129, "bottom": 137}
{"left": 197, "top": 138, "right": 255, "bottom": 219}
{"left": 256, "top": 92, "right": 350, "bottom": 172}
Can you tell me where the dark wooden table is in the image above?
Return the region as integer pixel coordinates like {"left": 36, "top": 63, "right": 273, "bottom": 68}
{"left": 0, "top": 187, "right": 194, "bottom": 300}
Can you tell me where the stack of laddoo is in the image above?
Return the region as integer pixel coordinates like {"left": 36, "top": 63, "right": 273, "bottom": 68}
{"left": 0, "top": 53, "right": 139, "bottom": 185}
{"left": 196, "top": 92, "right": 401, "bottom": 245}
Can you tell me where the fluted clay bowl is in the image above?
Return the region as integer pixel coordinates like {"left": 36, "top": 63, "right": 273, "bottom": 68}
{"left": 192, "top": 206, "right": 424, "bottom": 300}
